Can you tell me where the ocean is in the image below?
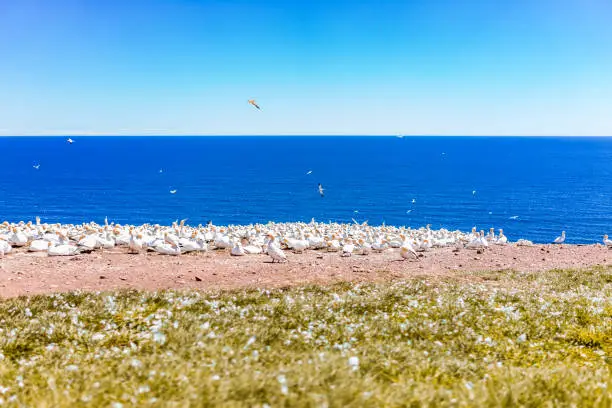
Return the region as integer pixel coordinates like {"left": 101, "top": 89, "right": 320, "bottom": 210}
{"left": 1, "top": 136, "right": 611, "bottom": 244}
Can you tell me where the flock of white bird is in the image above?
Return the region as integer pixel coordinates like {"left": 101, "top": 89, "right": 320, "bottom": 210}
{"left": 1, "top": 219, "right": 610, "bottom": 261}
{"left": 0, "top": 218, "right": 529, "bottom": 261}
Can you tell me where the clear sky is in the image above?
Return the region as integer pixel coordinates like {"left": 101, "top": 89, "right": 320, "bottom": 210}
{"left": 1, "top": 0, "right": 611, "bottom": 136}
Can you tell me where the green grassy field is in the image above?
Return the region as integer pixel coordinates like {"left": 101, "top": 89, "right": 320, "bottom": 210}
{"left": 1, "top": 267, "right": 612, "bottom": 407}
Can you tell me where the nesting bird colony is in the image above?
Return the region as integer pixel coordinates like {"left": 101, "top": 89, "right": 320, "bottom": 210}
{"left": 0, "top": 218, "right": 528, "bottom": 262}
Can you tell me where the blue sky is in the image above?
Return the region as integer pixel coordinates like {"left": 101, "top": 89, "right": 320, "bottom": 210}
{"left": 1, "top": 0, "right": 611, "bottom": 135}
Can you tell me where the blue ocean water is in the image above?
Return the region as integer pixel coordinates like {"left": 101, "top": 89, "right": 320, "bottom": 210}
{"left": 1, "top": 136, "right": 611, "bottom": 244}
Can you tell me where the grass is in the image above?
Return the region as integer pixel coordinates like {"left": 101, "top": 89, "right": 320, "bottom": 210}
{"left": 1, "top": 267, "right": 612, "bottom": 407}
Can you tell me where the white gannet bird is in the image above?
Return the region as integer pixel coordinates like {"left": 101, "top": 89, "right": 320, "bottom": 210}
{"left": 400, "top": 241, "right": 419, "bottom": 260}
{"left": 67, "top": 138, "right": 74, "bottom": 144}
{"left": 241, "top": 238, "right": 263, "bottom": 254}
{"left": 318, "top": 183, "right": 325, "bottom": 197}
{"left": 603, "top": 235, "right": 612, "bottom": 247}
{"left": 47, "top": 242, "right": 80, "bottom": 256}
{"left": 230, "top": 242, "right": 246, "bottom": 256}
{"left": 153, "top": 242, "right": 181, "bottom": 256}
{"left": 496, "top": 229, "right": 508, "bottom": 245}
{"left": 128, "top": 233, "right": 145, "bottom": 254}
{"left": 33, "top": 163, "right": 41, "bottom": 170}
{"left": 9, "top": 228, "right": 29, "bottom": 247}
{"left": 28, "top": 239, "right": 49, "bottom": 252}
{"left": 169, "top": 189, "right": 177, "bottom": 194}
{"left": 341, "top": 239, "right": 355, "bottom": 257}
{"left": 553, "top": 231, "right": 566, "bottom": 245}
{"left": 357, "top": 238, "right": 371, "bottom": 255}
{"left": 266, "top": 235, "right": 287, "bottom": 263}
{"left": 0, "top": 238, "right": 12, "bottom": 256}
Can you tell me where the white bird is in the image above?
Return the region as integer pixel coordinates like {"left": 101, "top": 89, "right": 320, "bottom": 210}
{"left": 266, "top": 235, "right": 287, "bottom": 263}
{"left": 306, "top": 170, "right": 313, "bottom": 175}
{"left": 48, "top": 242, "right": 80, "bottom": 256}
{"left": 472, "top": 190, "right": 477, "bottom": 196}
{"left": 400, "top": 242, "right": 418, "bottom": 260}
{"left": 153, "top": 242, "right": 181, "bottom": 256}
{"left": 33, "top": 163, "right": 41, "bottom": 170}
{"left": 28, "top": 239, "right": 49, "bottom": 252}
{"left": 341, "top": 240, "right": 355, "bottom": 257}
{"left": 509, "top": 215, "right": 519, "bottom": 220}
{"left": 230, "top": 242, "right": 246, "bottom": 256}
{"left": 128, "top": 233, "right": 145, "bottom": 254}
{"left": 553, "top": 231, "right": 566, "bottom": 245}
{"left": 67, "top": 138, "right": 74, "bottom": 144}
{"left": 496, "top": 229, "right": 508, "bottom": 245}
{"left": 412, "top": 199, "right": 416, "bottom": 204}
{"left": 604, "top": 235, "right": 612, "bottom": 247}
{"left": 169, "top": 189, "right": 177, "bottom": 194}
{"left": 318, "top": 183, "right": 325, "bottom": 197}
{"left": 0, "top": 239, "right": 12, "bottom": 257}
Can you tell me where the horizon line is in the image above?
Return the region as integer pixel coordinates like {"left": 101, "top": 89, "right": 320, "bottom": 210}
{"left": 1, "top": 134, "right": 612, "bottom": 138}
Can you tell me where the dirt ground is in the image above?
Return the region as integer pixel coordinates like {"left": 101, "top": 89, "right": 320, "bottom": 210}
{"left": 1, "top": 244, "right": 611, "bottom": 298}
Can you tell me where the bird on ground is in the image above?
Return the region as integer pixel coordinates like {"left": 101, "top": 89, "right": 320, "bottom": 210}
{"left": 230, "top": 242, "right": 246, "bottom": 256}
{"left": 400, "top": 242, "right": 419, "bottom": 260}
{"left": 318, "top": 183, "right": 325, "bottom": 197}
{"left": 341, "top": 239, "right": 355, "bottom": 257}
{"left": 248, "top": 99, "right": 261, "bottom": 110}
{"left": 266, "top": 235, "right": 287, "bottom": 263}
{"left": 603, "top": 235, "right": 612, "bottom": 247}
{"left": 47, "top": 242, "right": 80, "bottom": 256}
{"left": 553, "top": 231, "right": 566, "bottom": 244}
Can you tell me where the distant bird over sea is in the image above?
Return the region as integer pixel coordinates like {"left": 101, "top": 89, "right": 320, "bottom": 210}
{"left": 472, "top": 190, "right": 477, "bottom": 196}
{"left": 169, "top": 189, "right": 177, "bottom": 195}
{"left": 66, "top": 138, "right": 74, "bottom": 144}
{"left": 32, "top": 163, "right": 40, "bottom": 170}
{"left": 509, "top": 215, "right": 519, "bottom": 220}
{"left": 306, "top": 170, "right": 313, "bottom": 175}
{"left": 318, "top": 183, "right": 325, "bottom": 197}
{"left": 248, "top": 99, "right": 261, "bottom": 110}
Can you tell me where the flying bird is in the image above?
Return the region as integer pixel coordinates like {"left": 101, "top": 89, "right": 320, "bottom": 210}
{"left": 169, "top": 189, "right": 177, "bottom": 194}
{"left": 248, "top": 99, "right": 261, "bottom": 110}
{"left": 33, "top": 163, "right": 40, "bottom": 170}
{"left": 66, "top": 138, "right": 74, "bottom": 144}
{"left": 509, "top": 215, "right": 519, "bottom": 220}
{"left": 318, "top": 183, "right": 325, "bottom": 197}
{"left": 411, "top": 199, "right": 416, "bottom": 204}
{"left": 306, "top": 170, "right": 313, "bottom": 175}
{"left": 472, "top": 190, "right": 477, "bottom": 196}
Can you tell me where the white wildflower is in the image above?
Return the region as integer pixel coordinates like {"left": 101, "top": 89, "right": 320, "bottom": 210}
{"left": 111, "top": 402, "right": 123, "bottom": 408}
{"left": 137, "top": 385, "right": 150, "bottom": 394}
{"left": 131, "top": 359, "right": 142, "bottom": 368}
{"left": 348, "top": 356, "right": 360, "bottom": 371}
{"left": 211, "top": 375, "right": 220, "bottom": 381}
{"left": 277, "top": 375, "right": 289, "bottom": 395}
{"left": 24, "top": 308, "right": 32, "bottom": 317}
{"left": 244, "top": 336, "right": 256, "bottom": 349}
{"left": 0, "top": 386, "right": 9, "bottom": 395}
{"left": 517, "top": 333, "right": 527, "bottom": 343}
{"left": 91, "top": 333, "right": 105, "bottom": 341}
{"left": 66, "top": 365, "right": 78, "bottom": 372}
{"left": 153, "top": 331, "right": 166, "bottom": 345}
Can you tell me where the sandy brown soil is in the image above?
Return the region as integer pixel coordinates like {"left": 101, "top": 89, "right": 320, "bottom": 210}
{"left": 1, "top": 244, "right": 611, "bottom": 298}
